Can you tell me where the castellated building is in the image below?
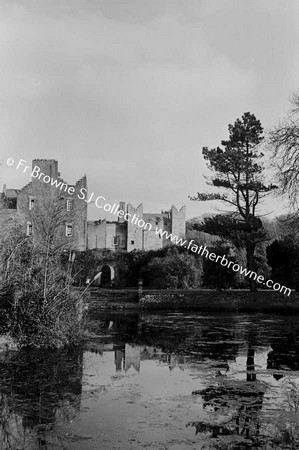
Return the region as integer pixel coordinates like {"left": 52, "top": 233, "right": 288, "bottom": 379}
{"left": 0, "top": 159, "right": 186, "bottom": 252}
{"left": 0, "top": 159, "right": 87, "bottom": 251}
{"left": 87, "top": 203, "right": 186, "bottom": 252}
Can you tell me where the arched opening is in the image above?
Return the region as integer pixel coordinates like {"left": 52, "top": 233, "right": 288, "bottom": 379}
{"left": 100, "top": 265, "right": 112, "bottom": 287}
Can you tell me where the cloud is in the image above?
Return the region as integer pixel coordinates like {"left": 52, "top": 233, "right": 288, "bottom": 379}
{"left": 0, "top": 0, "right": 293, "bottom": 219}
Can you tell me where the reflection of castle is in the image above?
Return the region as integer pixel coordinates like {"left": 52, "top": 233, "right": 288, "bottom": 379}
{"left": 115, "top": 344, "right": 141, "bottom": 372}
{"left": 114, "top": 344, "right": 180, "bottom": 373}
{"left": 87, "top": 202, "right": 186, "bottom": 252}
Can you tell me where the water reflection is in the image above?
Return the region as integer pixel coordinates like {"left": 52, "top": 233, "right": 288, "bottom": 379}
{"left": 0, "top": 312, "right": 299, "bottom": 448}
{"left": 189, "top": 347, "right": 267, "bottom": 447}
{"left": 0, "top": 347, "right": 83, "bottom": 449}
{"left": 85, "top": 312, "right": 299, "bottom": 449}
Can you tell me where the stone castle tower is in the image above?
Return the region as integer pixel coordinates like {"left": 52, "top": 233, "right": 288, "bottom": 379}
{"left": 171, "top": 205, "right": 186, "bottom": 239}
{"left": 31, "top": 159, "right": 59, "bottom": 183}
{"left": 126, "top": 203, "right": 143, "bottom": 251}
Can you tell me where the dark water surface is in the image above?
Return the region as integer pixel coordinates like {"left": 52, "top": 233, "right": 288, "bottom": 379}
{"left": 1, "top": 312, "right": 299, "bottom": 449}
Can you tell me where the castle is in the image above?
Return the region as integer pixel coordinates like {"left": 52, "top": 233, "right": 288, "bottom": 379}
{"left": 87, "top": 202, "right": 186, "bottom": 252}
{"left": 0, "top": 159, "right": 87, "bottom": 251}
{"left": 0, "top": 159, "right": 186, "bottom": 252}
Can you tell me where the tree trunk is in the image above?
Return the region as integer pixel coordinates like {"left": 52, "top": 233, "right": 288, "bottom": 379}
{"left": 43, "top": 235, "right": 51, "bottom": 302}
{"left": 246, "top": 346, "right": 256, "bottom": 382}
{"left": 246, "top": 243, "right": 257, "bottom": 292}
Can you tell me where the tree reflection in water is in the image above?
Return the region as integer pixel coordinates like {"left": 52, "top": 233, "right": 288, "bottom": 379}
{"left": 0, "top": 347, "right": 83, "bottom": 449}
{"left": 188, "top": 343, "right": 299, "bottom": 449}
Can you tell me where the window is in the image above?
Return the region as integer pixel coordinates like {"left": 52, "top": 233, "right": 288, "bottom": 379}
{"left": 131, "top": 240, "right": 134, "bottom": 245}
{"left": 66, "top": 199, "right": 73, "bottom": 211}
{"left": 112, "top": 236, "right": 119, "bottom": 246}
{"left": 29, "top": 197, "right": 35, "bottom": 210}
{"left": 7, "top": 198, "right": 17, "bottom": 209}
{"left": 66, "top": 224, "right": 73, "bottom": 237}
{"left": 26, "top": 223, "right": 32, "bottom": 236}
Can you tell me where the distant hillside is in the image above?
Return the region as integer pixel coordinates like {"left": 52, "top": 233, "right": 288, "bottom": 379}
{"left": 186, "top": 214, "right": 281, "bottom": 246}
{"left": 186, "top": 214, "right": 218, "bottom": 245}
{"left": 187, "top": 213, "right": 216, "bottom": 226}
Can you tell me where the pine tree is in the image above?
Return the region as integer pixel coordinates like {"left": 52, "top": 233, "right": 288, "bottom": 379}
{"left": 190, "top": 112, "right": 276, "bottom": 291}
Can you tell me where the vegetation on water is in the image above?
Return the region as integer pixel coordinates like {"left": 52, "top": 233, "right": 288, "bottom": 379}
{"left": 0, "top": 313, "right": 299, "bottom": 448}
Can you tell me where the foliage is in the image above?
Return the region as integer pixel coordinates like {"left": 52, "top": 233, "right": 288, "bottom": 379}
{"left": 253, "top": 244, "right": 272, "bottom": 282}
{"left": 68, "top": 249, "right": 106, "bottom": 286}
{"left": 0, "top": 223, "right": 33, "bottom": 289}
{"left": 142, "top": 246, "right": 202, "bottom": 289}
{"left": 201, "top": 242, "right": 237, "bottom": 290}
{"left": 72, "top": 246, "right": 203, "bottom": 289}
{"left": 7, "top": 290, "right": 86, "bottom": 348}
{"left": 70, "top": 248, "right": 131, "bottom": 287}
{"left": 190, "top": 112, "right": 275, "bottom": 216}
{"left": 118, "top": 246, "right": 203, "bottom": 289}
{"left": 267, "top": 237, "right": 299, "bottom": 291}
{"left": 190, "top": 113, "right": 276, "bottom": 291}
{"left": 274, "top": 214, "right": 299, "bottom": 244}
{"left": 194, "top": 214, "right": 267, "bottom": 249}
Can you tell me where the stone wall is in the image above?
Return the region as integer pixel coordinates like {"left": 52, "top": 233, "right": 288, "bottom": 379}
{"left": 87, "top": 220, "right": 106, "bottom": 249}
{"left": 70, "top": 175, "right": 88, "bottom": 251}
{"left": 85, "top": 288, "right": 299, "bottom": 313}
{"left": 127, "top": 203, "right": 143, "bottom": 251}
{"left": 0, "top": 202, "right": 18, "bottom": 232}
{"left": 87, "top": 220, "right": 127, "bottom": 250}
{"left": 139, "top": 290, "right": 299, "bottom": 311}
{"left": 106, "top": 222, "right": 127, "bottom": 250}
{"left": 142, "top": 214, "right": 164, "bottom": 251}
{"left": 1, "top": 159, "right": 87, "bottom": 251}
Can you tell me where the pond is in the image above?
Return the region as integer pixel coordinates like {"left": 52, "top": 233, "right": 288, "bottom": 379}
{"left": 0, "top": 311, "right": 299, "bottom": 449}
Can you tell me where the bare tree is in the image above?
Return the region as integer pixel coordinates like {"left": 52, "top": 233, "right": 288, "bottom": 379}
{"left": 28, "top": 192, "right": 70, "bottom": 301}
{"left": 269, "top": 93, "right": 299, "bottom": 210}
{"left": 0, "top": 184, "right": 87, "bottom": 348}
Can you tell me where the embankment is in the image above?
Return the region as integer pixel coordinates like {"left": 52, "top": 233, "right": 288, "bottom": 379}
{"left": 139, "top": 290, "right": 299, "bottom": 312}
{"left": 87, "top": 288, "right": 299, "bottom": 313}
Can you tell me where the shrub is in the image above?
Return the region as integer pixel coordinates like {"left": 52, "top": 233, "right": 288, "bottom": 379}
{"left": 7, "top": 290, "right": 88, "bottom": 349}
{"left": 0, "top": 216, "right": 89, "bottom": 349}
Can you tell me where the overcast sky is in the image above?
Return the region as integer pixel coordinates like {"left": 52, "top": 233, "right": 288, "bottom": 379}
{"left": 0, "top": 0, "right": 298, "bottom": 220}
